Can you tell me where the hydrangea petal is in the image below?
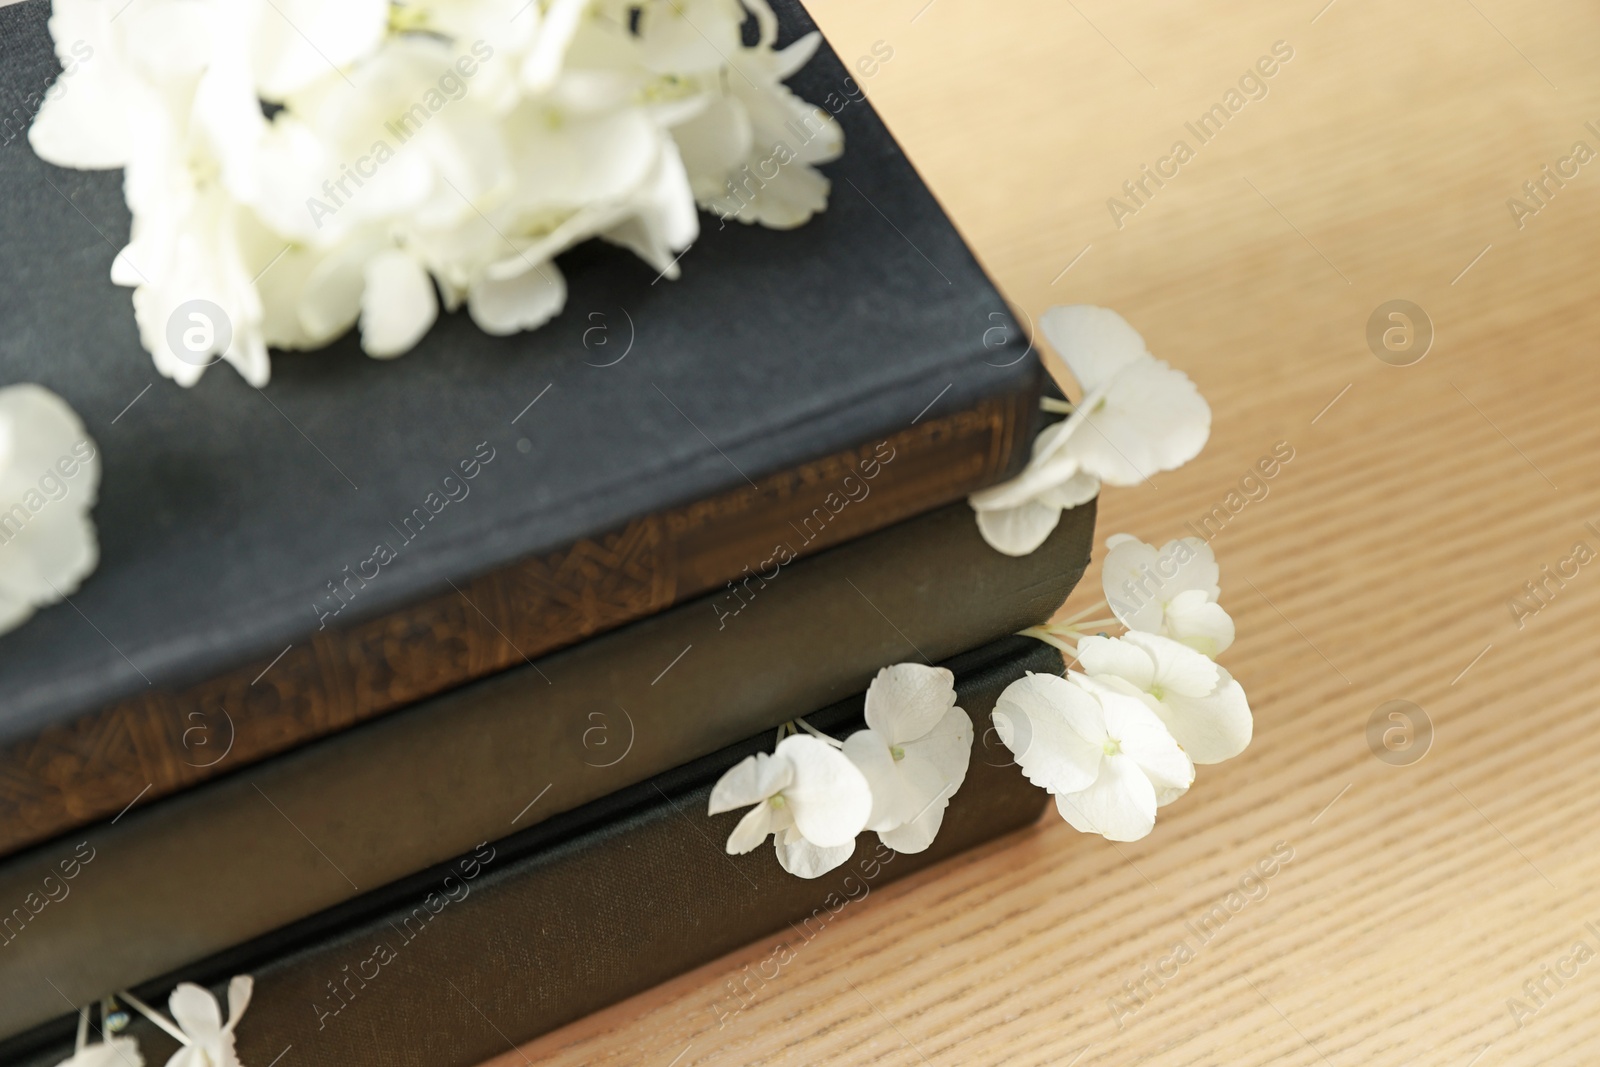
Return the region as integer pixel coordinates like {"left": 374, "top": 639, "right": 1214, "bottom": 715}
{"left": 0, "top": 387, "right": 100, "bottom": 636}
{"left": 28, "top": 73, "right": 132, "bottom": 170}
{"left": 778, "top": 735, "right": 871, "bottom": 849}
{"left": 360, "top": 250, "right": 438, "bottom": 358}
{"left": 1153, "top": 667, "right": 1252, "bottom": 764}
{"left": 1102, "top": 535, "right": 1222, "bottom": 634}
{"left": 1075, "top": 634, "right": 1158, "bottom": 692}
{"left": 1070, "top": 357, "right": 1210, "bottom": 487}
{"left": 968, "top": 420, "right": 1082, "bottom": 512}
{"left": 708, "top": 750, "right": 791, "bottom": 815}
{"left": 845, "top": 700, "right": 970, "bottom": 847}
{"left": 1039, "top": 304, "right": 1150, "bottom": 393}
{"left": 774, "top": 829, "right": 854, "bottom": 879}
{"left": 0, "top": 509, "right": 99, "bottom": 608}
{"left": 521, "top": 0, "right": 594, "bottom": 94}
{"left": 1101, "top": 536, "right": 1170, "bottom": 633}
{"left": 168, "top": 983, "right": 223, "bottom": 1043}
{"left": 895, "top": 749, "right": 957, "bottom": 819}
{"left": 1165, "top": 589, "right": 1235, "bottom": 656}
{"left": 252, "top": 0, "right": 388, "bottom": 100}
{"left": 1055, "top": 756, "right": 1158, "bottom": 841}
{"left": 740, "top": 0, "right": 779, "bottom": 45}
{"left": 636, "top": 0, "right": 742, "bottom": 74}
{"left": 1167, "top": 537, "right": 1222, "bottom": 597}
{"left": 55, "top": 1037, "right": 144, "bottom": 1067}
{"left": 225, "top": 975, "right": 253, "bottom": 1031}
{"left": 672, "top": 96, "right": 755, "bottom": 200}
{"left": 992, "top": 673, "right": 1103, "bottom": 795}
{"left": 841, "top": 728, "right": 902, "bottom": 831}
{"left": 1036, "top": 469, "right": 1100, "bottom": 510}
{"left": 601, "top": 141, "right": 700, "bottom": 276}
{"left": 1123, "top": 631, "right": 1221, "bottom": 697}
{"left": 863, "top": 663, "right": 957, "bottom": 745}
{"left": 722, "top": 153, "right": 832, "bottom": 229}
{"left": 771, "top": 29, "right": 823, "bottom": 80}
{"left": 0, "top": 386, "right": 97, "bottom": 503}
{"left": 877, "top": 800, "right": 944, "bottom": 854}
{"left": 297, "top": 236, "right": 380, "bottom": 343}
{"left": 1074, "top": 676, "right": 1194, "bottom": 800}
{"left": 725, "top": 801, "right": 776, "bottom": 855}
{"left": 27, "top": 0, "right": 137, "bottom": 169}
{"left": 904, "top": 705, "right": 974, "bottom": 790}
{"left": 467, "top": 261, "right": 567, "bottom": 336}
{"left": 974, "top": 498, "right": 1062, "bottom": 557}
{"left": 888, "top": 749, "right": 962, "bottom": 843}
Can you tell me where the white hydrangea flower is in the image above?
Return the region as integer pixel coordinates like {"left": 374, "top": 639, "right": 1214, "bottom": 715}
{"left": 841, "top": 664, "right": 973, "bottom": 854}
{"left": 1100, "top": 533, "right": 1235, "bottom": 656}
{"left": 1075, "top": 632, "right": 1251, "bottom": 764}
{"left": 709, "top": 734, "right": 872, "bottom": 878}
{"left": 54, "top": 1038, "right": 143, "bottom": 1067}
{"left": 966, "top": 421, "right": 1101, "bottom": 559}
{"left": 664, "top": 9, "right": 843, "bottom": 229}
{"left": 0, "top": 386, "right": 100, "bottom": 637}
{"left": 970, "top": 306, "right": 1211, "bottom": 556}
{"left": 164, "top": 977, "right": 252, "bottom": 1067}
{"left": 26, "top": 0, "right": 146, "bottom": 168}
{"left": 992, "top": 671, "right": 1193, "bottom": 842}
{"left": 251, "top": 0, "right": 389, "bottom": 102}
{"left": 30, "top": 0, "right": 836, "bottom": 383}
{"left": 32, "top": 0, "right": 288, "bottom": 386}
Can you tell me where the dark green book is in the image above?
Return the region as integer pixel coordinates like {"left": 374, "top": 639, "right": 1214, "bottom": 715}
{"left": 0, "top": 637, "right": 1060, "bottom": 1067}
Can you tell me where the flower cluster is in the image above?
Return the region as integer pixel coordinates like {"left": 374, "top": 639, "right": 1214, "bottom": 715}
{"left": 30, "top": 0, "right": 840, "bottom": 386}
{"left": 968, "top": 305, "right": 1210, "bottom": 557}
{"left": 0, "top": 385, "right": 100, "bottom": 638}
{"left": 709, "top": 664, "right": 973, "bottom": 878}
{"left": 996, "top": 534, "right": 1249, "bottom": 841}
{"left": 58, "top": 978, "right": 252, "bottom": 1067}
{"left": 712, "top": 303, "right": 1244, "bottom": 869}
{"left": 964, "top": 303, "right": 1248, "bottom": 842}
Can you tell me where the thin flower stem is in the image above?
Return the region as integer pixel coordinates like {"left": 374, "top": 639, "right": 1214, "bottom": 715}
{"left": 118, "top": 991, "right": 191, "bottom": 1046}
{"left": 1019, "top": 626, "right": 1078, "bottom": 655}
{"left": 1058, "top": 600, "right": 1110, "bottom": 625}
{"left": 794, "top": 717, "right": 844, "bottom": 747}
{"left": 1050, "top": 617, "right": 1119, "bottom": 632}
{"left": 1040, "top": 396, "right": 1075, "bottom": 414}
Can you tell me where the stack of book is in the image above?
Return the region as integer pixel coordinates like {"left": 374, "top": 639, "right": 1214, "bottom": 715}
{"left": 0, "top": 3, "right": 1092, "bottom": 1064}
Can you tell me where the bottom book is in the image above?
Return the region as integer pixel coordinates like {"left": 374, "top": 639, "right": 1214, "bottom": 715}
{"left": 4, "top": 637, "right": 1058, "bottom": 1067}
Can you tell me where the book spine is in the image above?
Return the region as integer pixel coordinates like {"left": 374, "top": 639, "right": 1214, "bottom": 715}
{"left": 0, "top": 387, "right": 1039, "bottom": 856}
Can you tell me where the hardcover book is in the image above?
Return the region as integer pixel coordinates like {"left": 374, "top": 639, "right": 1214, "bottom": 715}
{"left": 0, "top": 0, "right": 1042, "bottom": 854}
{"left": 0, "top": 637, "right": 1062, "bottom": 1067}
{"left": 0, "top": 499, "right": 1094, "bottom": 1039}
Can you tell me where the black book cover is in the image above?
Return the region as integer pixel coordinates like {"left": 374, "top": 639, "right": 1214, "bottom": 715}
{"left": 0, "top": 0, "right": 1043, "bottom": 852}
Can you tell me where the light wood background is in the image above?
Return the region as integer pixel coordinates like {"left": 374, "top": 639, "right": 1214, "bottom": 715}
{"left": 487, "top": 2, "right": 1600, "bottom": 1064}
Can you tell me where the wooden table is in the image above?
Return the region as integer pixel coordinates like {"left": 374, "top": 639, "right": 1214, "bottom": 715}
{"left": 488, "top": 2, "right": 1600, "bottom": 1063}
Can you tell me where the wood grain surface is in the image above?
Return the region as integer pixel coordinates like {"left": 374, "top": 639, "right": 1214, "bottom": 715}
{"left": 485, "top": 2, "right": 1600, "bottom": 1064}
